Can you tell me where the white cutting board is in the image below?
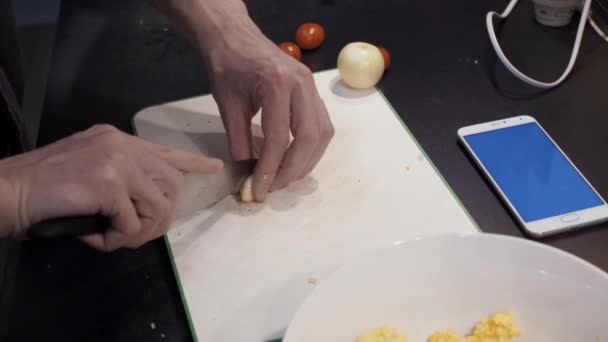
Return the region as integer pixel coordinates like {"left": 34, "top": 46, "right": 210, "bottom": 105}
{"left": 133, "top": 69, "right": 479, "bottom": 342}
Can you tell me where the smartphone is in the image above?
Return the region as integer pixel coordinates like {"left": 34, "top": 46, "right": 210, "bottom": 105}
{"left": 458, "top": 115, "right": 608, "bottom": 237}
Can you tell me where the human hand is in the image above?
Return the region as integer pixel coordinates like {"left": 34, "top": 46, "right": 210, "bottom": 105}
{"left": 152, "top": 0, "right": 334, "bottom": 201}
{"left": 195, "top": 5, "right": 334, "bottom": 202}
{"left": 0, "top": 124, "right": 223, "bottom": 251}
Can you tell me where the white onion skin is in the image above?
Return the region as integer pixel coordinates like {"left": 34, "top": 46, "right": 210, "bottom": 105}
{"left": 337, "top": 42, "right": 385, "bottom": 89}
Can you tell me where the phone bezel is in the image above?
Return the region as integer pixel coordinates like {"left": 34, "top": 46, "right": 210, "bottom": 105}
{"left": 458, "top": 115, "right": 608, "bottom": 237}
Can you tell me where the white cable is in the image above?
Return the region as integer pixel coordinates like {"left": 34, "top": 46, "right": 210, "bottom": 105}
{"left": 486, "top": 0, "right": 592, "bottom": 88}
{"left": 589, "top": 14, "right": 608, "bottom": 42}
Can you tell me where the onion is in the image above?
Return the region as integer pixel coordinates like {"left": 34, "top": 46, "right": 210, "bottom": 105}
{"left": 337, "top": 42, "right": 385, "bottom": 89}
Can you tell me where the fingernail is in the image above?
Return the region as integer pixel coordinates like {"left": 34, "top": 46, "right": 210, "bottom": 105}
{"left": 210, "top": 158, "right": 224, "bottom": 171}
{"left": 269, "top": 183, "right": 283, "bottom": 193}
{"left": 104, "top": 230, "right": 126, "bottom": 252}
{"left": 255, "top": 194, "right": 267, "bottom": 203}
{"left": 253, "top": 187, "right": 268, "bottom": 203}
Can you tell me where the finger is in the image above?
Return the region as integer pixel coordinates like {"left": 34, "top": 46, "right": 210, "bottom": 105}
{"left": 271, "top": 85, "right": 319, "bottom": 191}
{"left": 80, "top": 187, "right": 140, "bottom": 252}
{"left": 253, "top": 91, "right": 291, "bottom": 202}
{"left": 125, "top": 174, "right": 171, "bottom": 249}
{"left": 298, "top": 96, "right": 334, "bottom": 178}
{"left": 135, "top": 150, "right": 183, "bottom": 202}
{"left": 135, "top": 138, "right": 224, "bottom": 174}
{"left": 150, "top": 177, "right": 180, "bottom": 239}
{"left": 218, "top": 100, "right": 255, "bottom": 161}
{"left": 82, "top": 160, "right": 170, "bottom": 251}
{"left": 135, "top": 154, "right": 183, "bottom": 239}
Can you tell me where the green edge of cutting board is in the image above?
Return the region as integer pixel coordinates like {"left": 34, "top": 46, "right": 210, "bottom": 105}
{"left": 157, "top": 83, "right": 482, "bottom": 342}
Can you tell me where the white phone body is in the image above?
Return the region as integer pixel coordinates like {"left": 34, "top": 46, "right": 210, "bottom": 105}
{"left": 458, "top": 115, "right": 608, "bottom": 237}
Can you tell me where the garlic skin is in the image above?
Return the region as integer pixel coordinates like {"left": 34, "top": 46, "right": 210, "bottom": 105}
{"left": 239, "top": 175, "right": 254, "bottom": 203}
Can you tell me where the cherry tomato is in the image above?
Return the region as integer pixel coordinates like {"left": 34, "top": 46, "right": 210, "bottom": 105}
{"left": 295, "top": 23, "right": 325, "bottom": 50}
{"left": 378, "top": 46, "right": 391, "bottom": 70}
{"left": 278, "top": 42, "right": 302, "bottom": 61}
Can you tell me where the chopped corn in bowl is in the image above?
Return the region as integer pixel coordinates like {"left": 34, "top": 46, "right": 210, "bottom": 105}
{"left": 357, "top": 325, "right": 406, "bottom": 342}
{"left": 283, "top": 235, "right": 608, "bottom": 342}
{"left": 359, "top": 312, "right": 520, "bottom": 342}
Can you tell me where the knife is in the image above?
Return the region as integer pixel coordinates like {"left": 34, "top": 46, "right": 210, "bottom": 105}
{"left": 27, "top": 159, "right": 253, "bottom": 239}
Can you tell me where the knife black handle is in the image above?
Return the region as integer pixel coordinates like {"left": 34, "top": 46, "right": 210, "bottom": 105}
{"left": 27, "top": 215, "right": 110, "bottom": 239}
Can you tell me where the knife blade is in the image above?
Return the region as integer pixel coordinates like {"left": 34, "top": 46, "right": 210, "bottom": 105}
{"left": 27, "top": 159, "right": 253, "bottom": 239}
{"left": 174, "top": 159, "right": 253, "bottom": 219}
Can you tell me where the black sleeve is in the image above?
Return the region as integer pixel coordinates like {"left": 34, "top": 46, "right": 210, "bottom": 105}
{"left": 0, "top": 0, "right": 23, "bottom": 102}
{"left": 0, "top": 2, "right": 24, "bottom": 341}
{"left": 0, "top": 0, "right": 30, "bottom": 155}
{"left": 0, "top": 67, "right": 29, "bottom": 155}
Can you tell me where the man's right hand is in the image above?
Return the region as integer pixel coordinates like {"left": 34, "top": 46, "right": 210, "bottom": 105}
{"left": 0, "top": 124, "right": 223, "bottom": 251}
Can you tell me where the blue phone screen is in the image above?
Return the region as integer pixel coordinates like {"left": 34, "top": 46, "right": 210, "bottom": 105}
{"left": 464, "top": 122, "right": 603, "bottom": 222}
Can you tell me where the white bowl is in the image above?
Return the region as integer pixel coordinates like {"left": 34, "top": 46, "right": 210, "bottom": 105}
{"left": 284, "top": 233, "right": 608, "bottom": 342}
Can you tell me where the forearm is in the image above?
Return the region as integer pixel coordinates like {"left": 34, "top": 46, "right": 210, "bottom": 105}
{"left": 151, "top": 0, "right": 262, "bottom": 55}
{"left": 0, "top": 167, "right": 20, "bottom": 238}
{"left": 152, "top": 0, "right": 333, "bottom": 200}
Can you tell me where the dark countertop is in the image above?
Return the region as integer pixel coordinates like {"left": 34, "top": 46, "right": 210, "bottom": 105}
{"left": 9, "top": 0, "right": 608, "bottom": 341}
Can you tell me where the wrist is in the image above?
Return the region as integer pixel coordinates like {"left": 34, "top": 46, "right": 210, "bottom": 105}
{"left": 193, "top": 0, "right": 253, "bottom": 37}
{"left": 155, "top": 0, "right": 255, "bottom": 44}
{"left": 0, "top": 168, "right": 22, "bottom": 237}
{"left": 161, "top": 0, "right": 262, "bottom": 59}
{"left": 153, "top": 0, "right": 268, "bottom": 70}
{"left": 191, "top": 2, "right": 261, "bottom": 58}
